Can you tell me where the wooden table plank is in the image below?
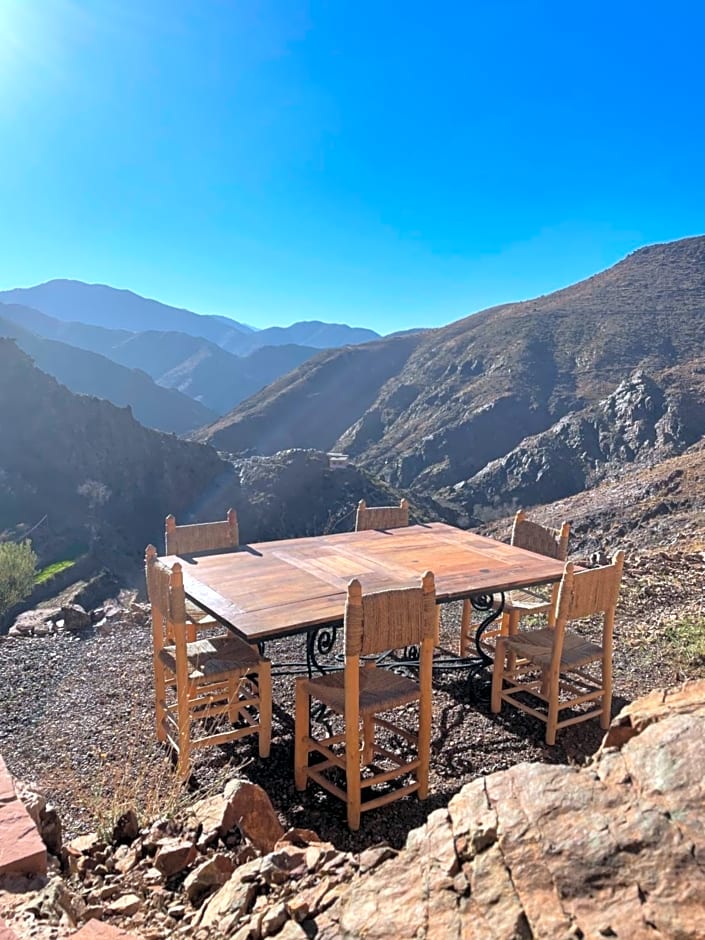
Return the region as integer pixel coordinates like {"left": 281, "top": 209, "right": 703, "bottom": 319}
{"left": 162, "top": 523, "right": 567, "bottom": 642}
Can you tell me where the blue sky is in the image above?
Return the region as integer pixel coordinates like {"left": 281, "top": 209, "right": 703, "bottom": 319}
{"left": 1, "top": 1, "right": 703, "bottom": 333}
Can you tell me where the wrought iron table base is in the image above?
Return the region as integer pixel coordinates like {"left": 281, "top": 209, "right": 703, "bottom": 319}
{"left": 257, "top": 592, "right": 505, "bottom": 702}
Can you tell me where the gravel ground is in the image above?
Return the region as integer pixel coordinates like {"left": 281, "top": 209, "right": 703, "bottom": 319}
{"left": 1, "top": 546, "right": 703, "bottom": 855}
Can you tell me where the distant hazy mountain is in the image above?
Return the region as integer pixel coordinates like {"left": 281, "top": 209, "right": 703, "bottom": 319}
{"left": 156, "top": 341, "right": 320, "bottom": 414}
{"left": 0, "top": 280, "right": 252, "bottom": 349}
{"left": 0, "top": 302, "right": 319, "bottom": 414}
{"left": 0, "top": 310, "right": 215, "bottom": 434}
{"left": 220, "top": 321, "right": 381, "bottom": 355}
{"left": 0, "top": 280, "right": 381, "bottom": 355}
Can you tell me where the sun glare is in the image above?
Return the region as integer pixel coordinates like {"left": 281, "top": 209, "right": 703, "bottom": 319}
{"left": 0, "top": 0, "right": 87, "bottom": 109}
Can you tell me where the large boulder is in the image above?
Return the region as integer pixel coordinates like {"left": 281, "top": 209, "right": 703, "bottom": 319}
{"left": 321, "top": 679, "right": 705, "bottom": 939}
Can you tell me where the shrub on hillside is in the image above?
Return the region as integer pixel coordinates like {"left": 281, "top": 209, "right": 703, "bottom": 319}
{"left": 0, "top": 539, "right": 37, "bottom": 614}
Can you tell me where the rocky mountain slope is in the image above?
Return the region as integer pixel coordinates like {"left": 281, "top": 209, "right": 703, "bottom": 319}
{"left": 195, "top": 333, "right": 424, "bottom": 452}
{"left": 198, "top": 236, "right": 705, "bottom": 516}
{"left": 0, "top": 342, "right": 433, "bottom": 580}
{"left": 0, "top": 339, "right": 227, "bottom": 567}
{"left": 0, "top": 314, "right": 216, "bottom": 434}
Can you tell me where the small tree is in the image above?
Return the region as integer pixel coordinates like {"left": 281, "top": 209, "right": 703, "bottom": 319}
{"left": 0, "top": 539, "right": 37, "bottom": 614}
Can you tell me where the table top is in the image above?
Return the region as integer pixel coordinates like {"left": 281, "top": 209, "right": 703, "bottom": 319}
{"left": 162, "top": 523, "right": 567, "bottom": 643}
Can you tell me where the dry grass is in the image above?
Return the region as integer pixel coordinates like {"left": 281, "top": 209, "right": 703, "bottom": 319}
{"left": 44, "top": 712, "right": 186, "bottom": 841}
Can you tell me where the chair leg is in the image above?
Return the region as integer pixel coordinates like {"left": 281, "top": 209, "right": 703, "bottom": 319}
{"left": 417, "top": 694, "right": 431, "bottom": 800}
{"left": 601, "top": 652, "right": 612, "bottom": 730}
{"left": 153, "top": 656, "right": 167, "bottom": 743}
{"left": 506, "top": 610, "right": 520, "bottom": 676}
{"left": 545, "top": 669, "right": 560, "bottom": 746}
{"left": 176, "top": 681, "right": 192, "bottom": 779}
{"left": 361, "top": 662, "right": 376, "bottom": 764}
{"left": 258, "top": 662, "right": 272, "bottom": 758}
{"left": 459, "top": 599, "right": 471, "bottom": 657}
{"left": 346, "top": 719, "right": 362, "bottom": 831}
{"left": 490, "top": 638, "right": 507, "bottom": 713}
{"left": 227, "top": 676, "right": 238, "bottom": 723}
{"left": 294, "top": 679, "right": 310, "bottom": 791}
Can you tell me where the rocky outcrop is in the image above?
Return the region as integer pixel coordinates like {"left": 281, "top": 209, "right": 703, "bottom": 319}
{"left": 321, "top": 679, "right": 705, "bottom": 939}
{"left": 450, "top": 371, "right": 705, "bottom": 517}
{"left": 194, "top": 448, "right": 452, "bottom": 542}
{"left": 194, "top": 237, "right": 705, "bottom": 508}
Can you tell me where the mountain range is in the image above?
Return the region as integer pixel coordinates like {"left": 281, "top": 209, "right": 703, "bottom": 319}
{"left": 193, "top": 235, "right": 705, "bottom": 519}
{"left": 0, "top": 309, "right": 216, "bottom": 434}
{"left": 0, "top": 280, "right": 381, "bottom": 424}
{"left": 3, "top": 234, "right": 705, "bottom": 573}
{"left": 0, "top": 280, "right": 380, "bottom": 355}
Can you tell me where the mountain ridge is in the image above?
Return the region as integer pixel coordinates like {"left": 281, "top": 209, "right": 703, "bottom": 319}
{"left": 0, "top": 279, "right": 382, "bottom": 356}
{"left": 0, "top": 311, "right": 216, "bottom": 434}
{"left": 193, "top": 235, "right": 705, "bottom": 514}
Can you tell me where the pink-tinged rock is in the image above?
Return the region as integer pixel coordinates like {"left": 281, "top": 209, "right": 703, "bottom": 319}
{"left": 0, "top": 755, "right": 16, "bottom": 805}
{"left": 197, "top": 877, "right": 256, "bottom": 928}
{"left": 153, "top": 837, "right": 197, "bottom": 877}
{"left": 0, "top": 918, "right": 20, "bottom": 940}
{"left": 223, "top": 779, "right": 284, "bottom": 853}
{"left": 72, "top": 921, "right": 140, "bottom": 938}
{"left": 0, "top": 798, "right": 47, "bottom": 876}
{"left": 601, "top": 677, "right": 705, "bottom": 749}
{"left": 67, "top": 832, "right": 101, "bottom": 855}
{"left": 183, "top": 854, "right": 235, "bottom": 904}
{"left": 190, "top": 794, "right": 235, "bottom": 840}
{"left": 107, "top": 894, "right": 142, "bottom": 917}
{"left": 325, "top": 680, "right": 705, "bottom": 940}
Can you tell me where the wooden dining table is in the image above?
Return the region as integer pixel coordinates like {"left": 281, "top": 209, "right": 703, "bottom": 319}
{"left": 161, "top": 522, "right": 567, "bottom": 674}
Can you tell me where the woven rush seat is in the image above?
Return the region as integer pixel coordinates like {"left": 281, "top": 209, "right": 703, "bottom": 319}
{"left": 159, "top": 634, "right": 260, "bottom": 680}
{"left": 185, "top": 600, "right": 216, "bottom": 624}
{"left": 501, "top": 627, "right": 603, "bottom": 669}
{"left": 498, "top": 588, "right": 551, "bottom": 612}
{"left": 303, "top": 666, "right": 421, "bottom": 715}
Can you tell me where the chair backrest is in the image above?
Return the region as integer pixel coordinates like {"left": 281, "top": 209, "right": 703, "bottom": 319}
{"left": 555, "top": 551, "right": 625, "bottom": 622}
{"left": 550, "top": 551, "right": 625, "bottom": 663}
{"left": 344, "top": 572, "right": 436, "bottom": 657}
{"left": 511, "top": 509, "right": 570, "bottom": 560}
{"left": 355, "top": 498, "right": 409, "bottom": 532}
{"left": 145, "top": 544, "right": 187, "bottom": 649}
{"left": 165, "top": 509, "right": 239, "bottom": 555}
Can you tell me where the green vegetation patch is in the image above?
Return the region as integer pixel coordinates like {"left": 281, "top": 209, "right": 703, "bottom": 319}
{"left": 0, "top": 540, "right": 38, "bottom": 613}
{"left": 664, "top": 616, "right": 705, "bottom": 669}
{"left": 35, "top": 559, "right": 76, "bottom": 585}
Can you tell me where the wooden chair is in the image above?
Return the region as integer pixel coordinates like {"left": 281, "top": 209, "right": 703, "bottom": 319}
{"left": 490, "top": 551, "right": 625, "bottom": 744}
{"left": 294, "top": 572, "right": 436, "bottom": 830}
{"left": 145, "top": 545, "right": 271, "bottom": 779}
{"left": 355, "top": 498, "right": 409, "bottom": 532}
{"left": 459, "top": 510, "right": 570, "bottom": 658}
{"left": 165, "top": 510, "right": 239, "bottom": 634}
{"left": 165, "top": 508, "right": 238, "bottom": 555}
